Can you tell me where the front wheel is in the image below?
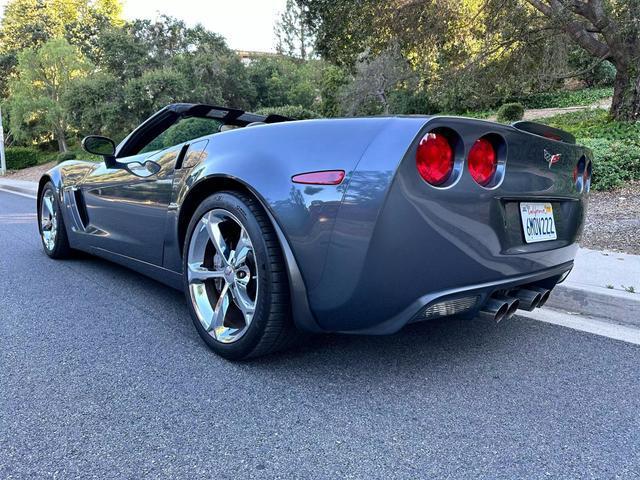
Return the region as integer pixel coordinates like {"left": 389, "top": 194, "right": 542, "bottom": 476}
{"left": 183, "top": 191, "right": 297, "bottom": 360}
{"left": 38, "top": 182, "right": 72, "bottom": 259}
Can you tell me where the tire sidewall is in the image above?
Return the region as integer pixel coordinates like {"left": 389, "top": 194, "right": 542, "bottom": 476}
{"left": 183, "top": 191, "right": 275, "bottom": 359}
{"left": 38, "top": 182, "right": 67, "bottom": 258}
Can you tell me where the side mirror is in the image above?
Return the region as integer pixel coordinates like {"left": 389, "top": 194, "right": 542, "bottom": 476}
{"left": 82, "top": 135, "right": 116, "bottom": 159}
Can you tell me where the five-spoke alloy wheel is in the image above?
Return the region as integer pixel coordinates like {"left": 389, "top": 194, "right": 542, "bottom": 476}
{"left": 183, "top": 191, "right": 296, "bottom": 359}
{"left": 187, "top": 209, "right": 259, "bottom": 344}
{"left": 38, "top": 181, "right": 71, "bottom": 259}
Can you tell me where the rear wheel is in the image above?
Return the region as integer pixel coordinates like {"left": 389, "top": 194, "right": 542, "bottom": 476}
{"left": 183, "top": 191, "right": 296, "bottom": 360}
{"left": 38, "top": 182, "right": 72, "bottom": 259}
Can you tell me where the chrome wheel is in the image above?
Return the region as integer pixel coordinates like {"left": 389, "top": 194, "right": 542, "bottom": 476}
{"left": 40, "top": 188, "right": 58, "bottom": 252}
{"left": 187, "top": 209, "right": 259, "bottom": 344}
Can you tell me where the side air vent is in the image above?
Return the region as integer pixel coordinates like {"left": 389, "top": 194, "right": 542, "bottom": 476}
{"left": 74, "top": 189, "right": 90, "bottom": 228}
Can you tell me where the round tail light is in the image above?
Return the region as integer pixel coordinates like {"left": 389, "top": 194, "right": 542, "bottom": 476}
{"left": 416, "top": 132, "right": 454, "bottom": 186}
{"left": 468, "top": 138, "right": 497, "bottom": 186}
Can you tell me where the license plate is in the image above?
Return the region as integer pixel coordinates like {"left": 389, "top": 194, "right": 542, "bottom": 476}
{"left": 520, "top": 202, "right": 557, "bottom": 243}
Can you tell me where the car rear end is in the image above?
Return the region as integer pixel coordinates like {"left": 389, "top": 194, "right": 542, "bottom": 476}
{"left": 313, "top": 116, "right": 590, "bottom": 333}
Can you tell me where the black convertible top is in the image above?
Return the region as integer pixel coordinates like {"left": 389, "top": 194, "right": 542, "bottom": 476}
{"left": 116, "top": 103, "right": 291, "bottom": 158}
{"left": 164, "top": 103, "right": 291, "bottom": 126}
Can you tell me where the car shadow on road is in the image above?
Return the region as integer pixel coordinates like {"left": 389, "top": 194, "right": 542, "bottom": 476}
{"left": 69, "top": 251, "right": 557, "bottom": 379}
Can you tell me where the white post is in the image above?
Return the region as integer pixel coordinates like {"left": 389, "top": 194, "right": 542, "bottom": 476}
{"left": 0, "top": 107, "right": 6, "bottom": 176}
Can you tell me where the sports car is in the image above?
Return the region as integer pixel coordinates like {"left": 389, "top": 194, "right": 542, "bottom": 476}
{"left": 37, "top": 103, "right": 590, "bottom": 359}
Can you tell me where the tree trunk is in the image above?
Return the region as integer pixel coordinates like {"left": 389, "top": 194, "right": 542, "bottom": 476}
{"left": 610, "top": 62, "right": 640, "bottom": 122}
{"left": 56, "top": 129, "right": 68, "bottom": 153}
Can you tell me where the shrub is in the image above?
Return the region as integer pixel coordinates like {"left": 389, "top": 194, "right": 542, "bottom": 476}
{"left": 57, "top": 152, "right": 77, "bottom": 163}
{"left": 518, "top": 87, "right": 612, "bottom": 109}
{"left": 5, "top": 147, "right": 40, "bottom": 170}
{"left": 255, "top": 105, "right": 320, "bottom": 120}
{"left": 496, "top": 103, "right": 525, "bottom": 122}
{"left": 540, "top": 109, "right": 640, "bottom": 190}
{"left": 579, "top": 138, "right": 640, "bottom": 191}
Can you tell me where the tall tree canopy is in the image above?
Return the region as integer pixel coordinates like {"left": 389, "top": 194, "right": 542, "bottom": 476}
{"left": 275, "top": 0, "right": 314, "bottom": 60}
{"left": 7, "top": 38, "right": 92, "bottom": 152}
{"left": 0, "top": 0, "right": 122, "bottom": 96}
{"left": 301, "top": 0, "right": 639, "bottom": 121}
{"left": 523, "top": 0, "right": 640, "bottom": 121}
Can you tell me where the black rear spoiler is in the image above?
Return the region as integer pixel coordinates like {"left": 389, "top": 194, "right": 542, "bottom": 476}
{"left": 511, "top": 121, "right": 575, "bottom": 144}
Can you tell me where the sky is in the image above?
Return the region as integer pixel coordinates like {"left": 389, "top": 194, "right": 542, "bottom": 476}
{"left": 0, "top": 0, "right": 288, "bottom": 52}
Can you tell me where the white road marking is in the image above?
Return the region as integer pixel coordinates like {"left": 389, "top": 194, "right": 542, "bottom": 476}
{"left": 0, "top": 187, "right": 37, "bottom": 200}
{"left": 519, "top": 308, "right": 640, "bottom": 346}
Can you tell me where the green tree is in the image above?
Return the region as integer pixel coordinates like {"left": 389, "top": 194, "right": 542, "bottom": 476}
{"left": 123, "top": 69, "right": 189, "bottom": 121}
{"left": 275, "top": 0, "right": 314, "bottom": 59}
{"left": 7, "top": 38, "right": 92, "bottom": 152}
{"left": 0, "top": 0, "right": 123, "bottom": 53}
{"left": 524, "top": 0, "right": 640, "bottom": 121}
{"left": 247, "top": 56, "right": 326, "bottom": 110}
{"left": 63, "top": 71, "right": 128, "bottom": 140}
{"left": 0, "top": 0, "right": 122, "bottom": 97}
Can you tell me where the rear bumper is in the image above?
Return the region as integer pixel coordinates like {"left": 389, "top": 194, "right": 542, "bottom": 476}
{"left": 303, "top": 116, "right": 586, "bottom": 334}
{"left": 340, "top": 261, "right": 573, "bottom": 335}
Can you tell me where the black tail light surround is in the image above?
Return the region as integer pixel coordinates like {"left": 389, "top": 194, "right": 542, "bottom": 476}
{"left": 584, "top": 159, "right": 592, "bottom": 193}
{"left": 574, "top": 155, "right": 592, "bottom": 193}
{"left": 415, "top": 127, "right": 464, "bottom": 189}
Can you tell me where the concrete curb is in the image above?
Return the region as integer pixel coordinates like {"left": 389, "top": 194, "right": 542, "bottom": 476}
{"left": 547, "top": 283, "right": 640, "bottom": 328}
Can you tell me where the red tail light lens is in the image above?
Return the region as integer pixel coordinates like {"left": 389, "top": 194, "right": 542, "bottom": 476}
{"left": 416, "top": 132, "right": 454, "bottom": 186}
{"left": 468, "top": 138, "right": 497, "bottom": 186}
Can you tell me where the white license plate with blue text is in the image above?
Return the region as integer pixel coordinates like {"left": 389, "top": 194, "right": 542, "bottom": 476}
{"left": 520, "top": 202, "right": 557, "bottom": 243}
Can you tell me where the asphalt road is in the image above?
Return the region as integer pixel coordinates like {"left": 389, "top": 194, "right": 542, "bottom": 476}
{"left": 1, "top": 190, "right": 639, "bottom": 479}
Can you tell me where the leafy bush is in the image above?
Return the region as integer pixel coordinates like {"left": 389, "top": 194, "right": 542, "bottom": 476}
{"left": 255, "top": 105, "right": 320, "bottom": 119}
{"left": 568, "top": 50, "right": 616, "bottom": 87}
{"left": 518, "top": 87, "right": 612, "bottom": 109}
{"left": 255, "top": 105, "right": 320, "bottom": 120}
{"left": 5, "top": 147, "right": 41, "bottom": 169}
{"left": 57, "top": 152, "right": 77, "bottom": 163}
{"left": 540, "top": 109, "right": 640, "bottom": 142}
{"left": 162, "top": 118, "right": 222, "bottom": 147}
{"left": 496, "top": 103, "right": 524, "bottom": 122}
{"left": 540, "top": 109, "right": 640, "bottom": 190}
{"left": 388, "top": 89, "right": 438, "bottom": 115}
{"left": 579, "top": 139, "right": 640, "bottom": 190}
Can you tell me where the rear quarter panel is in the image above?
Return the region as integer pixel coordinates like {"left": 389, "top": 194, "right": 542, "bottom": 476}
{"left": 170, "top": 118, "right": 427, "bottom": 292}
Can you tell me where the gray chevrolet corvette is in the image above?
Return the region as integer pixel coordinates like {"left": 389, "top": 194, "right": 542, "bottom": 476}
{"left": 38, "top": 103, "right": 590, "bottom": 359}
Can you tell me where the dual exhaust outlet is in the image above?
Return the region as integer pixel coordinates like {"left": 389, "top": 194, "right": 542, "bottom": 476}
{"left": 480, "top": 287, "right": 550, "bottom": 323}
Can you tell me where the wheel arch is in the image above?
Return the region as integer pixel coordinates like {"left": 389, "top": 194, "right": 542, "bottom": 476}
{"left": 177, "top": 175, "right": 323, "bottom": 333}
{"left": 37, "top": 175, "right": 53, "bottom": 216}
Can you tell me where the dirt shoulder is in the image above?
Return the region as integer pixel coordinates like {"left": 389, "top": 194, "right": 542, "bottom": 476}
{"left": 580, "top": 182, "right": 640, "bottom": 255}
{"left": 5, "top": 161, "right": 58, "bottom": 181}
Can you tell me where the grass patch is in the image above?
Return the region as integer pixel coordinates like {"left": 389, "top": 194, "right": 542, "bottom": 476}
{"left": 539, "top": 109, "right": 640, "bottom": 191}
{"left": 516, "top": 87, "right": 612, "bottom": 109}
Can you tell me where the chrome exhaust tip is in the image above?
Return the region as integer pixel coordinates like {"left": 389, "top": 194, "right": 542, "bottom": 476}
{"left": 479, "top": 298, "right": 510, "bottom": 323}
{"left": 494, "top": 296, "right": 520, "bottom": 320}
{"left": 529, "top": 287, "right": 551, "bottom": 307}
{"left": 512, "top": 289, "right": 543, "bottom": 311}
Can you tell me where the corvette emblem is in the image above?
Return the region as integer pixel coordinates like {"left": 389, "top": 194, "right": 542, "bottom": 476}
{"left": 544, "top": 149, "right": 561, "bottom": 169}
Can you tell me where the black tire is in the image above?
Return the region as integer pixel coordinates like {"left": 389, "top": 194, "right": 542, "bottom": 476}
{"left": 183, "top": 191, "right": 297, "bottom": 360}
{"left": 38, "top": 181, "right": 72, "bottom": 259}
